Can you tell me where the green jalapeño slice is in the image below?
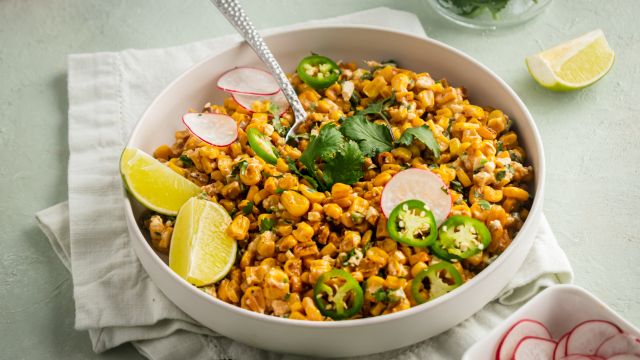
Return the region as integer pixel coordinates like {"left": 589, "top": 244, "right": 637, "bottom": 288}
{"left": 411, "top": 261, "right": 463, "bottom": 305}
{"left": 296, "top": 54, "right": 341, "bottom": 90}
{"left": 247, "top": 127, "right": 278, "bottom": 164}
{"left": 431, "top": 215, "right": 492, "bottom": 261}
{"left": 313, "top": 269, "right": 363, "bottom": 320}
{"left": 387, "top": 200, "right": 437, "bottom": 247}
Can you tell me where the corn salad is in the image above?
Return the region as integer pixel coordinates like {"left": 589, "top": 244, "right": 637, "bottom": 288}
{"left": 145, "top": 59, "right": 533, "bottom": 321}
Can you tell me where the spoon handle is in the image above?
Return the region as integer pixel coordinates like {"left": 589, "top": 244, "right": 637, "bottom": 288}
{"left": 210, "top": 0, "right": 306, "bottom": 138}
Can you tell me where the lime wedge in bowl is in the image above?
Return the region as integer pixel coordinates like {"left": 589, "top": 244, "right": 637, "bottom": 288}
{"left": 120, "top": 147, "right": 203, "bottom": 216}
{"left": 526, "top": 29, "right": 614, "bottom": 91}
{"left": 169, "top": 197, "right": 237, "bottom": 286}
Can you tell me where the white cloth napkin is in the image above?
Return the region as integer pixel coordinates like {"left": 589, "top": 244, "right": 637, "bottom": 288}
{"left": 35, "top": 7, "right": 573, "bottom": 360}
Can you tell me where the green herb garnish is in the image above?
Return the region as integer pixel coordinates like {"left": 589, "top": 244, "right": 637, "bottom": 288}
{"left": 397, "top": 125, "right": 441, "bottom": 159}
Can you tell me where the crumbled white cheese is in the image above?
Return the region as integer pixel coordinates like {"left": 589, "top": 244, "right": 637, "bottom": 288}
{"left": 346, "top": 248, "right": 364, "bottom": 267}
{"left": 415, "top": 75, "right": 435, "bottom": 89}
{"left": 341, "top": 80, "right": 355, "bottom": 101}
{"left": 263, "top": 124, "right": 274, "bottom": 137}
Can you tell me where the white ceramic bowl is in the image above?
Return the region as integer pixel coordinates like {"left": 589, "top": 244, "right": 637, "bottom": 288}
{"left": 463, "top": 285, "right": 640, "bottom": 359}
{"left": 124, "top": 25, "right": 545, "bottom": 357}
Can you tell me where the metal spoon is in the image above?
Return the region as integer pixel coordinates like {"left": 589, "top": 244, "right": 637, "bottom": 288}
{"left": 210, "top": 0, "right": 307, "bottom": 142}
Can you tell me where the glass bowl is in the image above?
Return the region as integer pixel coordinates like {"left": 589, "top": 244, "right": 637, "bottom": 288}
{"left": 429, "top": 0, "right": 553, "bottom": 30}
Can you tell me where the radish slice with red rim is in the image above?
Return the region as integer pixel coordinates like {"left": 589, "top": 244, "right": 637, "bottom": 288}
{"left": 559, "top": 356, "right": 603, "bottom": 360}
{"left": 232, "top": 91, "right": 290, "bottom": 116}
{"left": 217, "top": 67, "right": 280, "bottom": 95}
{"left": 555, "top": 333, "right": 571, "bottom": 360}
{"left": 606, "top": 355, "right": 640, "bottom": 360}
{"left": 566, "top": 320, "right": 622, "bottom": 356}
{"left": 596, "top": 333, "right": 640, "bottom": 358}
{"left": 513, "top": 336, "right": 557, "bottom": 360}
{"left": 182, "top": 113, "right": 238, "bottom": 147}
{"left": 495, "top": 319, "right": 552, "bottom": 360}
{"left": 380, "top": 168, "right": 452, "bottom": 226}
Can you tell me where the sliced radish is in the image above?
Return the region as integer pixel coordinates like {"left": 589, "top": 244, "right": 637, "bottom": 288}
{"left": 380, "top": 168, "right": 452, "bottom": 225}
{"left": 567, "top": 320, "right": 623, "bottom": 356}
{"left": 596, "top": 334, "right": 640, "bottom": 358}
{"left": 555, "top": 333, "right": 571, "bottom": 360}
{"left": 182, "top": 113, "right": 238, "bottom": 147}
{"left": 559, "top": 356, "right": 602, "bottom": 360}
{"left": 232, "top": 90, "right": 290, "bottom": 116}
{"left": 217, "top": 67, "right": 280, "bottom": 95}
{"left": 606, "top": 355, "right": 640, "bottom": 360}
{"left": 495, "top": 319, "right": 552, "bottom": 360}
{"left": 513, "top": 336, "right": 557, "bottom": 360}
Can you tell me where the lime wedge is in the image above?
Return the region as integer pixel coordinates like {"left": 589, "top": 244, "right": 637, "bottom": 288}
{"left": 526, "top": 29, "right": 614, "bottom": 91}
{"left": 169, "top": 197, "right": 237, "bottom": 286}
{"left": 120, "top": 147, "right": 203, "bottom": 216}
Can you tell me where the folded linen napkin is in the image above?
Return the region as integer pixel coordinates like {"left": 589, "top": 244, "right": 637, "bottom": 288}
{"left": 35, "top": 7, "right": 573, "bottom": 360}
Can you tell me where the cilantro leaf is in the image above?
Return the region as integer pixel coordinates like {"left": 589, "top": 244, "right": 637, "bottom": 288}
{"left": 179, "top": 155, "right": 194, "bottom": 167}
{"left": 300, "top": 124, "right": 344, "bottom": 185}
{"left": 242, "top": 201, "right": 254, "bottom": 215}
{"left": 373, "top": 288, "right": 388, "bottom": 302}
{"left": 478, "top": 199, "right": 491, "bottom": 210}
{"left": 397, "top": 125, "right": 441, "bottom": 159}
{"left": 340, "top": 114, "right": 393, "bottom": 157}
{"left": 323, "top": 140, "right": 365, "bottom": 186}
{"left": 286, "top": 159, "right": 319, "bottom": 189}
{"left": 268, "top": 103, "right": 287, "bottom": 137}
{"left": 259, "top": 218, "right": 275, "bottom": 233}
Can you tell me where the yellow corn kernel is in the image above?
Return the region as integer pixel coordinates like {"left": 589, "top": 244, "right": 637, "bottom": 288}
{"left": 276, "top": 158, "right": 289, "bottom": 173}
{"left": 503, "top": 186, "right": 529, "bottom": 201}
{"left": 451, "top": 204, "right": 472, "bottom": 217}
{"left": 456, "top": 168, "right": 472, "bottom": 188}
{"left": 470, "top": 203, "right": 489, "bottom": 221}
{"left": 331, "top": 183, "right": 353, "bottom": 199}
{"left": 280, "top": 190, "right": 310, "bottom": 217}
{"left": 500, "top": 132, "right": 518, "bottom": 147}
{"left": 240, "top": 286, "right": 266, "bottom": 313}
{"left": 167, "top": 161, "right": 186, "bottom": 176}
{"left": 278, "top": 235, "right": 297, "bottom": 252}
{"left": 391, "top": 147, "right": 412, "bottom": 163}
{"left": 478, "top": 126, "right": 497, "bottom": 140}
{"left": 263, "top": 268, "right": 289, "bottom": 300}
{"left": 252, "top": 189, "right": 269, "bottom": 205}
{"left": 483, "top": 186, "right": 504, "bottom": 202}
{"left": 384, "top": 275, "right": 405, "bottom": 290}
{"left": 323, "top": 203, "right": 343, "bottom": 220}
{"left": 299, "top": 183, "right": 326, "bottom": 204}
{"left": 370, "top": 302, "right": 386, "bottom": 316}
{"left": 340, "top": 230, "right": 361, "bottom": 252}
{"left": 239, "top": 162, "right": 262, "bottom": 186}
{"left": 302, "top": 297, "right": 323, "bottom": 321}
{"left": 391, "top": 73, "right": 410, "bottom": 92}
{"left": 320, "top": 242, "right": 338, "bottom": 257}
{"left": 153, "top": 144, "right": 174, "bottom": 161}
{"left": 245, "top": 185, "right": 259, "bottom": 203}
{"left": 463, "top": 104, "right": 485, "bottom": 119}
{"left": 292, "top": 222, "right": 314, "bottom": 242}
{"left": 349, "top": 197, "right": 369, "bottom": 215}
{"left": 289, "top": 311, "right": 306, "bottom": 320}
{"left": 366, "top": 247, "right": 389, "bottom": 267}
{"left": 363, "top": 75, "right": 387, "bottom": 98}
{"left": 316, "top": 99, "right": 340, "bottom": 113}
{"left": 264, "top": 176, "right": 278, "bottom": 194}
{"left": 503, "top": 198, "right": 518, "bottom": 213}
{"left": 381, "top": 163, "right": 402, "bottom": 173}
{"left": 219, "top": 199, "right": 235, "bottom": 213}
{"left": 227, "top": 215, "right": 250, "bottom": 240}
{"left": 372, "top": 172, "right": 393, "bottom": 187}
{"left": 256, "top": 233, "right": 276, "bottom": 258}
{"left": 278, "top": 173, "right": 299, "bottom": 191}
{"left": 285, "top": 146, "right": 302, "bottom": 160}
{"left": 410, "top": 262, "right": 429, "bottom": 278}
{"left": 417, "top": 90, "right": 435, "bottom": 109}
{"left": 452, "top": 122, "right": 480, "bottom": 132}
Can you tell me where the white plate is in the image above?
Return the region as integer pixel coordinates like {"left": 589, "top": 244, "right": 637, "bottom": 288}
{"left": 463, "top": 284, "right": 640, "bottom": 360}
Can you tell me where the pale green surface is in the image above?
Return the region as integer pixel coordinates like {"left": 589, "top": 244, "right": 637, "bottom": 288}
{"left": 1, "top": 0, "right": 639, "bottom": 358}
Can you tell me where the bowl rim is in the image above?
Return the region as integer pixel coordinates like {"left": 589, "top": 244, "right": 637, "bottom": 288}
{"left": 124, "top": 23, "right": 546, "bottom": 328}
